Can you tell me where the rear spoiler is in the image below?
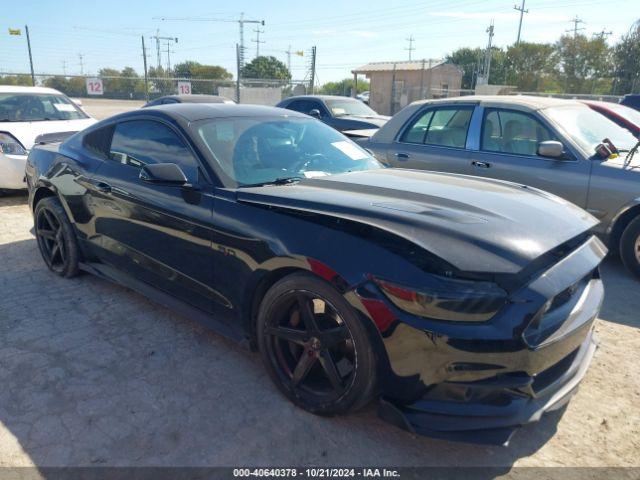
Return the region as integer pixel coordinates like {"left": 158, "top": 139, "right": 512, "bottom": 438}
{"left": 34, "top": 131, "right": 78, "bottom": 145}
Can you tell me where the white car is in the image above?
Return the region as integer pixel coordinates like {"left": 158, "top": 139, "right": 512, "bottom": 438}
{"left": 0, "top": 86, "right": 96, "bottom": 192}
{"left": 356, "top": 91, "right": 370, "bottom": 104}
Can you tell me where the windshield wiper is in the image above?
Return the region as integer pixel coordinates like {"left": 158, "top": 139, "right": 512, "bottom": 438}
{"left": 238, "top": 176, "right": 303, "bottom": 188}
{"left": 623, "top": 140, "right": 640, "bottom": 168}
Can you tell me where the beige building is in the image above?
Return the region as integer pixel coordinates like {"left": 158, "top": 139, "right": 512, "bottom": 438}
{"left": 352, "top": 60, "right": 463, "bottom": 115}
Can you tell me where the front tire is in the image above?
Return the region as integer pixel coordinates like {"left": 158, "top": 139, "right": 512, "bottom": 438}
{"left": 257, "top": 272, "right": 377, "bottom": 415}
{"left": 34, "top": 196, "right": 80, "bottom": 278}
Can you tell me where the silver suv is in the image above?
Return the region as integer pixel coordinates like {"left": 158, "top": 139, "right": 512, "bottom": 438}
{"left": 365, "top": 95, "right": 640, "bottom": 278}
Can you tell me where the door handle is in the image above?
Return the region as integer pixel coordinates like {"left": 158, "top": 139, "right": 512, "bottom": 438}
{"left": 472, "top": 161, "right": 491, "bottom": 169}
{"left": 395, "top": 152, "right": 410, "bottom": 160}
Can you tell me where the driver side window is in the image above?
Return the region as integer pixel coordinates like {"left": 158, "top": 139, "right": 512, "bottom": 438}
{"left": 481, "top": 109, "right": 553, "bottom": 156}
{"left": 109, "top": 120, "right": 200, "bottom": 182}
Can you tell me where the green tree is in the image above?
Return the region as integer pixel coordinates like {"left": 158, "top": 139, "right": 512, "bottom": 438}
{"left": 0, "top": 75, "right": 33, "bottom": 86}
{"left": 320, "top": 78, "right": 369, "bottom": 96}
{"left": 148, "top": 66, "right": 175, "bottom": 96}
{"left": 613, "top": 20, "right": 640, "bottom": 94}
{"left": 445, "top": 47, "right": 484, "bottom": 90}
{"left": 555, "top": 34, "right": 613, "bottom": 94}
{"left": 172, "top": 61, "right": 232, "bottom": 94}
{"left": 504, "top": 42, "right": 557, "bottom": 91}
{"left": 43, "top": 76, "right": 86, "bottom": 96}
{"left": 241, "top": 56, "right": 291, "bottom": 80}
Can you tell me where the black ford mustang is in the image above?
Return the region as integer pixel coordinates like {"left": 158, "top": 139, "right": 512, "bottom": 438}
{"left": 25, "top": 104, "right": 606, "bottom": 445}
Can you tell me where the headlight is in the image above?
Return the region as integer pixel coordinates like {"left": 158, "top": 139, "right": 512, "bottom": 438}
{"left": 0, "top": 133, "right": 28, "bottom": 155}
{"left": 373, "top": 276, "right": 507, "bottom": 322}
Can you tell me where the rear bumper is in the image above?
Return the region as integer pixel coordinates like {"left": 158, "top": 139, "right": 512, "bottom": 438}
{"left": 378, "top": 330, "right": 598, "bottom": 446}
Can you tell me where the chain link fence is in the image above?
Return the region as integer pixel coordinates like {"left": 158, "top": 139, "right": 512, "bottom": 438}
{"left": 0, "top": 73, "right": 312, "bottom": 105}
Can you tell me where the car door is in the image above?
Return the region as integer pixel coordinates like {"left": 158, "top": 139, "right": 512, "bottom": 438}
{"left": 469, "top": 107, "right": 590, "bottom": 208}
{"left": 85, "top": 119, "right": 219, "bottom": 315}
{"left": 385, "top": 104, "right": 475, "bottom": 175}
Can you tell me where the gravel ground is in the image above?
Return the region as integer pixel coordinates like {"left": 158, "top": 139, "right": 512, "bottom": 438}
{"left": 79, "top": 98, "right": 144, "bottom": 120}
{"left": 0, "top": 191, "right": 638, "bottom": 471}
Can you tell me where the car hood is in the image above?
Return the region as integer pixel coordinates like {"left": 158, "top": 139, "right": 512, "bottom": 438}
{"left": 0, "top": 118, "right": 97, "bottom": 151}
{"left": 236, "top": 169, "right": 598, "bottom": 274}
{"left": 338, "top": 114, "right": 390, "bottom": 127}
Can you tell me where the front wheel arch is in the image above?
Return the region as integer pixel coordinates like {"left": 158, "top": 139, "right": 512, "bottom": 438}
{"left": 32, "top": 186, "right": 56, "bottom": 212}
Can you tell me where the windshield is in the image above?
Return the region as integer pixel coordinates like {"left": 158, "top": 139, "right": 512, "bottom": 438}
{"left": 195, "top": 116, "right": 382, "bottom": 187}
{"left": 544, "top": 105, "right": 638, "bottom": 153}
{"left": 325, "top": 99, "right": 377, "bottom": 117}
{"left": 0, "top": 93, "right": 88, "bottom": 122}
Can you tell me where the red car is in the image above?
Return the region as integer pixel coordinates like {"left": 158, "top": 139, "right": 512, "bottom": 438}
{"left": 582, "top": 100, "right": 640, "bottom": 138}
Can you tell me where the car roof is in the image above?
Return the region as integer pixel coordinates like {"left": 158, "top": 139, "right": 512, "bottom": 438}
{"left": 139, "top": 103, "right": 308, "bottom": 121}
{"left": 283, "top": 95, "right": 361, "bottom": 102}
{"left": 0, "top": 85, "right": 63, "bottom": 95}
{"left": 155, "top": 94, "right": 233, "bottom": 103}
{"left": 411, "top": 95, "right": 585, "bottom": 112}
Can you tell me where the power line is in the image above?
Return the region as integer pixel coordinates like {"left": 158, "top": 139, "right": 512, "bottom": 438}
{"left": 514, "top": 0, "right": 529, "bottom": 44}
{"left": 405, "top": 35, "right": 415, "bottom": 61}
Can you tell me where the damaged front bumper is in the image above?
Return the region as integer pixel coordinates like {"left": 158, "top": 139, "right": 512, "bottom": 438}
{"left": 357, "top": 235, "right": 606, "bottom": 446}
{"left": 378, "top": 330, "right": 598, "bottom": 446}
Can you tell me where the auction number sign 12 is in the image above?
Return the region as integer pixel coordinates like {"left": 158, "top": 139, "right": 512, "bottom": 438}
{"left": 178, "top": 81, "right": 192, "bottom": 95}
{"left": 86, "top": 78, "right": 104, "bottom": 96}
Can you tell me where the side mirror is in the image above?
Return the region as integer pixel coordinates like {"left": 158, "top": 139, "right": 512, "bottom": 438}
{"left": 308, "top": 109, "right": 321, "bottom": 119}
{"left": 538, "top": 140, "right": 564, "bottom": 158}
{"left": 139, "top": 163, "right": 188, "bottom": 185}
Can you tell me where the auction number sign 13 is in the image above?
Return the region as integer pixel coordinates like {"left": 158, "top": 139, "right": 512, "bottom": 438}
{"left": 86, "top": 78, "right": 104, "bottom": 96}
{"left": 178, "top": 81, "right": 192, "bottom": 95}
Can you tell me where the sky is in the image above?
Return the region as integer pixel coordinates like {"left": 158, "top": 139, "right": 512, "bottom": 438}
{"left": 0, "top": 0, "right": 638, "bottom": 83}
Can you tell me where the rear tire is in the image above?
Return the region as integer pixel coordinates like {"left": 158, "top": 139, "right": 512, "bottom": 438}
{"left": 620, "top": 215, "right": 640, "bottom": 279}
{"left": 34, "top": 196, "right": 80, "bottom": 278}
{"left": 257, "top": 272, "right": 377, "bottom": 415}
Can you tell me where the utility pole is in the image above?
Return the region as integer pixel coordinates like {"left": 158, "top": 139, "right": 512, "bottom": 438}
{"left": 420, "top": 58, "right": 426, "bottom": 99}
{"left": 566, "top": 16, "right": 585, "bottom": 37}
{"left": 514, "top": 0, "right": 528, "bottom": 45}
{"left": 78, "top": 54, "right": 84, "bottom": 75}
{"left": 482, "top": 21, "right": 495, "bottom": 85}
{"left": 309, "top": 46, "right": 317, "bottom": 94}
{"left": 405, "top": 35, "right": 415, "bottom": 61}
{"left": 141, "top": 36, "right": 149, "bottom": 102}
{"left": 25, "top": 25, "right": 35, "bottom": 86}
{"left": 252, "top": 26, "right": 265, "bottom": 57}
{"left": 286, "top": 45, "right": 292, "bottom": 73}
{"left": 61, "top": 60, "right": 67, "bottom": 76}
{"left": 151, "top": 32, "right": 177, "bottom": 71}
{"left": 236, "top": 43, "right": 241, "bottom": 103}
{"left": 155, "top": 14, "right": 264, "bottom": 70}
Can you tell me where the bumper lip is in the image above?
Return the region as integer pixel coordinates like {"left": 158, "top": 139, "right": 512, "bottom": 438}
{"left": 377, "top": 331, "right": 598, "bottom": 446}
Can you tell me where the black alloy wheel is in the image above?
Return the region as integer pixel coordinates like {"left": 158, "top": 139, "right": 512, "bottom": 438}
{"left": 258, "top": 273, "right": 376, "bottom": 414}
{"left": 34, "top": 197, "right": 79, "bottom": 278}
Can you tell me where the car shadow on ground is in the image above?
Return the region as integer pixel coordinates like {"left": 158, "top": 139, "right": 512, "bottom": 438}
{"left": 597, "top": 256, "right": 640, "bottom": 329}
{"left": 0, "top": 236, "right": 566, "bottom": 472}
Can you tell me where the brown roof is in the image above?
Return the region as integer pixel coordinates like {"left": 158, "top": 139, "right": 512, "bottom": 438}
{"left": 352, "top": 59, "right": 447, "bottom": 73}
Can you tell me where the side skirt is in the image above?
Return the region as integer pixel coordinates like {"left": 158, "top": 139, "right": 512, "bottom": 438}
{"left": 79, "top": 262, "right": 250, "bottom": 349}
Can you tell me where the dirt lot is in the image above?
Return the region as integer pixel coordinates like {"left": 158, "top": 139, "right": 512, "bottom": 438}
{"left": 0, "top": 191, "right": 638, "bottom": 471}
